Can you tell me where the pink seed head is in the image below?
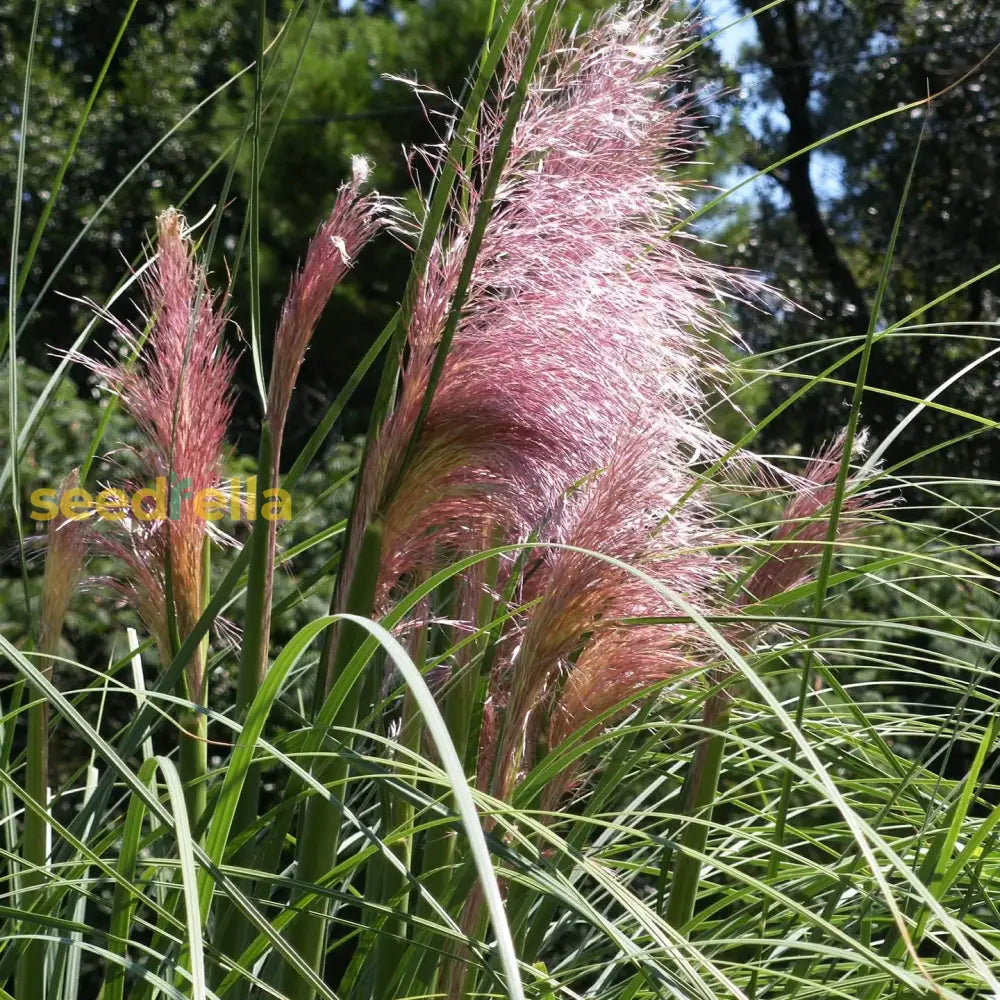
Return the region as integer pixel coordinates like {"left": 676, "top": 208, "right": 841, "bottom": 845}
{"left": 76, "top": 209, "right": 236, "bottom": 693}
{"left": 350, "top": 4, "right": 742, "bottom": 605}
{"left": 268, "top": 163, "right": 384, "bottom": 456}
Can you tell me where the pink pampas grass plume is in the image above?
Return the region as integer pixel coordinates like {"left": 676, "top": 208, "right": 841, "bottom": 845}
{"left": 531, "top": 431, "right": 884, "bottom": 809}
{"left": 742, "top": 432, "right": 883, "bottom": 607}
{"left": 267, "top": 157, "right": 384, "bottom": 459}
{"left": 241, "top": 161, "right": 384, "bottom": 695}
{"left": 346, "top": 1, "right": 882, "bottom": 817}
{"left": 78, "top": 209, "right": 235, "bottom": 698}
{"left": 483, "top": 436, "right": 727, "bottom": 799}
{"left": 531, "top": 430, "right": 883, "bottom": 810}
{"left": 347, "top": 2, "right": 743, "bottom": 612}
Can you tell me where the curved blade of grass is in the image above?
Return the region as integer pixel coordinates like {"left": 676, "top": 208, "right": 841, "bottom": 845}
{"left": 859, "top": 345, "right": 1000, "bottom": 474}
{"left": 246, "top": 0, "right": 268, "bottom": 408}
{"left": 337, "top": 613, "right": 524, "bottom": 1000}
{"left": 58, "top": 763, "right": 97, "bottom": 1000}
{"left": 157, "top": 756, "right": 207, "bottom": 1000}
{"left": 102, "top": 756, "right": 159, "bottom": 1000}
{"left": 2, "top": 0, "right": 41, "bottom": 365}
{"left": 200, "top": 609, "right": 346, "bottom": 925}
{"left": 0, "top": 635, "right": 335, "bottom": 998}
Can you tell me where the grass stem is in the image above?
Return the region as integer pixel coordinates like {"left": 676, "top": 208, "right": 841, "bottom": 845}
{"left": 282, "top": 517, "right": 384, "bottom": 999}
{"left": 665, "top": 689, "right": 730, "bottom": 930}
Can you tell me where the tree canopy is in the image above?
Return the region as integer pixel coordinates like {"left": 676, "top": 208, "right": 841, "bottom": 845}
{"left": 708, "top": 0, "right": 999, "bottom": 475}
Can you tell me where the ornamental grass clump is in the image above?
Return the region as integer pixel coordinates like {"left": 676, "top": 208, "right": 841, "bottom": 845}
{"left": 5, "top": 3, "right": 919, "bottom": 1000}
{"left": 281, "top": 9, "right": 763, "bottom": 988}
{"left": 282, "top": 5, "right": 881, "bottom": 997}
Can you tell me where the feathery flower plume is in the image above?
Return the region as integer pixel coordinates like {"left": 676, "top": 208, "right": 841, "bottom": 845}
{"left": 348, "top": 2, "right": 737, "bottom": 609}
{"left": 267, "top": 157, "right": 384, "bottom": 458}
{"left": 235, "top": 162, "right": 384, "bottom": 710}
{"left": 530, "top": 432, "right": 883, "bottom": 810}
{"left": 484, "top": 437, "right": 725, "bottom": 798}
{"left": 38, "top": 470, "right": 89, "bottom": 660}
{"left": 79, "top": 209, "right": 235, "bottom": 699}
{"left": 742, "top": 432, "right": 882, "bottom": 606}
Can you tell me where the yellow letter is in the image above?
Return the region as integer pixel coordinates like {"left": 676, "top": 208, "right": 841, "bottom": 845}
{"left": 246, "top": 476, "right": 257, "bottom": 520}
{"left": 132, "top": 478, "right": 166, "bottom": 521}
{"left": 262, "top": 489, "right": 292, "bottom": 522}
{"left": 30, "top": 488, "right": 58, "bottom": 521}
{"left": 230, "top": 478, "right": 242, "bottom": 520}
{"left": 60, "top": 488, "right": 93, "bottom": 521}
{"left": 95, "top": 488, "right": 128, "bottom": 521}
{"left": 195, "top": 488, "right": 227, "bottom": 522}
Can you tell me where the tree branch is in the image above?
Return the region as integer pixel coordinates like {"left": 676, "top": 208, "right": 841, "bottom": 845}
{"left": 742, "top": 0, "right": 870, "bottom": 331}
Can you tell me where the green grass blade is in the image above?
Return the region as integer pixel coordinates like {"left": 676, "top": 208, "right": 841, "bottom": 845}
{"left": 157, "top": 757, "right": 207, "bottom": 1000}
{"left": 338, "top": 613, "right": 525, "bottom": 1000}
{"left": 102, "top": 757, "right": 159, "bottom": 1000}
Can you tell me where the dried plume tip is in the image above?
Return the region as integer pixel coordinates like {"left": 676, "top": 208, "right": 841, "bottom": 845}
{"left": 38, "top": 470, "right": 89, "bottom": 659}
